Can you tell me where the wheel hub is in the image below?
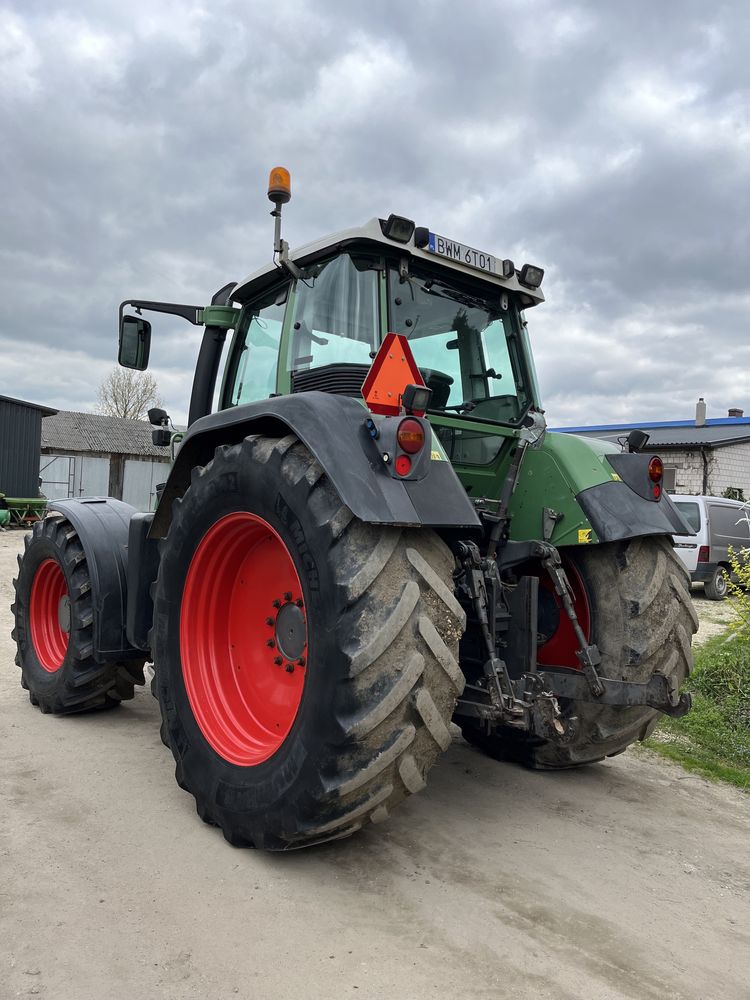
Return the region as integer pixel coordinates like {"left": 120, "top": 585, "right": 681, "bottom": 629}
{"left": 58, "top": 595, "right": 71, "bottom": 633}
{"left": 274, "top": 601, "right": 306, "bottom": 661}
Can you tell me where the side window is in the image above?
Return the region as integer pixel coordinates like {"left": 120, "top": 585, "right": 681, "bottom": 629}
{"left": 227, "top": 286, "right": 288, "bottom": 407}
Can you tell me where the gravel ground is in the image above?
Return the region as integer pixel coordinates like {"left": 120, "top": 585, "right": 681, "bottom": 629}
{"left": 1, "top": 528, "right": 749, "bottom": 1000}
{"left": 691, "top": 587, "right": 739, "bottom": 645}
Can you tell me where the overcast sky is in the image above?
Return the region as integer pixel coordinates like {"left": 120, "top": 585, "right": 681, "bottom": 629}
{"left": 1, "top": 0, "right": 749, "bottom": 427}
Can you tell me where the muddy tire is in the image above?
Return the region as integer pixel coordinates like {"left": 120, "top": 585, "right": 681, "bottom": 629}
{"left": 11, "top": 514, "right": 146, "bottom": 714}
{"left": 152, "top": 434, "right": 465, "bottom": 850}
{"left": 461, "top": 536, "right": 697, "bottom": 768}
{"left": 704, "top": 565, "right": 729, "bottom": 601}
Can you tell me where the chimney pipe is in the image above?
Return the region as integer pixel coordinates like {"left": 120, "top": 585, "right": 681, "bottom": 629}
{"left": 728, "top": 407, "right": 744, "bottom": 418}
{"left": 695, "top": 398, "right": 706, "bottom": 427}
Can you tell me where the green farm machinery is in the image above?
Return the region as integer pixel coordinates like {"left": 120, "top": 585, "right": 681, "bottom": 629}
{"left": 11, "top": 168, "right": 696, "bottom": 849}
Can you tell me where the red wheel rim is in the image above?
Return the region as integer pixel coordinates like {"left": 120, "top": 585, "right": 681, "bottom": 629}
{"left": 29, "top": 559, "right": 69, "bottom": 672}
{"left": 180, "top": 512, "right": 307, "bottom": 766}
{"left": 536, "top": 560, "right": 591, "bottom": 669}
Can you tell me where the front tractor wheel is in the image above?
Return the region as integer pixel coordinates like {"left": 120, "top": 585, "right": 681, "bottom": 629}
{"left": 461, "top": 536, "right": 698, "bottom": 768}
{"left": 152, "top": 434, "right": 466, "bottom": 850}
{"left": 11, "top": 514, "right": 145, "bottom": 713}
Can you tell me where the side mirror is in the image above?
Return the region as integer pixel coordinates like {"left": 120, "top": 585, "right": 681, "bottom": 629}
{"left": 627, "top": 429, "right": 650, "bottom": 453}
{"left": 148, "top": 407, "right": 169, "bottom": 426}
{"left": 119, "top": 315, "right": 152, "bottom": 370}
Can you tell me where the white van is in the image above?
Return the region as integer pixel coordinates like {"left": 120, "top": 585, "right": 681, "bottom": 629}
{"left": 671, "top": 494, "right": 750, "bottom": 599}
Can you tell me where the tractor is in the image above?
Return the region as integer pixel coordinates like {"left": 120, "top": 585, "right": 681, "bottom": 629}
{"left": 11, "top": 168, "right": 697, "bottom": 850}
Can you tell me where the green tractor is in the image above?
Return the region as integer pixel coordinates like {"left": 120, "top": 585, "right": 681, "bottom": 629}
{"left": 11, "top": 168, "right": 697, "bottom": 850}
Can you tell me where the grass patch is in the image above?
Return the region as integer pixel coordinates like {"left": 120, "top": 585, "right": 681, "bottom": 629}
{"left": 645, "top": 630, "right": 750, "bottom": 791}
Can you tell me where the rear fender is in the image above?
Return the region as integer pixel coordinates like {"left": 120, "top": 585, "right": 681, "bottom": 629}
{"left": 509, "top": 432, "right": 693, "bottom": 546}
{"left": 150, "top": 393, "right": 481, "bottom": 538}
{"left": 47, "top": 498, "right": 143, "bottom": 661}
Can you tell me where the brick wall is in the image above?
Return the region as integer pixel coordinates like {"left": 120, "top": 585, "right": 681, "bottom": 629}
{"left": 663, "top": 442, "right": 750, "bottom": 498}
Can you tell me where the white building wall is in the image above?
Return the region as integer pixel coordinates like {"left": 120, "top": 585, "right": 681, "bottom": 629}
{"left": 712, "top": 441, "right": 750, "bottom": 497}
{"left": 122, "top": 458, "right": 170, "bottom": 511}
{"left": 663, "top": 442, "right": 750, "bottom": 498}
{"left": 39, "top": 454, "right": 110, "bottom": 499}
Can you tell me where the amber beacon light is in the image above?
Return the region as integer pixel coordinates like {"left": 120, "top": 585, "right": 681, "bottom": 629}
{"left": 268, "top": 166, "right": 292, "bottom": 204}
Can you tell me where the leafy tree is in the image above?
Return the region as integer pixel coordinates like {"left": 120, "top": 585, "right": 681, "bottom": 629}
{"left": 96, "top": 368, "right": 162, "bottom": 421}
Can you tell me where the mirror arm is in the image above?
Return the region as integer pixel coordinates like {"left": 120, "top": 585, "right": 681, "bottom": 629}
{"left": 118, "top": 300, "right": 204, "bottom": 329}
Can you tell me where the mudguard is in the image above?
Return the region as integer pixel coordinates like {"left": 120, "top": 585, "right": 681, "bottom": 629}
{"left": 576, "top": 480, "right": 691, "bottom": 543}
{"left": 150, "top": 392, "right": 481, "bottom": 538}
{"left": 47, "top": 498, "right": 143, "bottom": 661}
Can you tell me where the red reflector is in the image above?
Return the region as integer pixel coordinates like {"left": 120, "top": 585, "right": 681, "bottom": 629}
{"left": 397, "top": 418, "right": 425, "bottom": 454}
{"left": 652, "top": 483, "right": 662, "bottom": 499}
{"left": 698, "top": 545, "right": 710, "bottom": 563}
{"left": 395, "top": 454, "right": 412, "bottom": 476}
{"left": 648, "top": 456, "right": 663, "bottom": 483}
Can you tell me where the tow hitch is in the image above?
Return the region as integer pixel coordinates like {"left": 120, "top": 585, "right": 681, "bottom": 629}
{"left": 454, "top": 538, "right": 691, "bottom": 740}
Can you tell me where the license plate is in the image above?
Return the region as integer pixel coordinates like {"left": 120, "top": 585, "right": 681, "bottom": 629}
{"left": 425, "top": 232, "right": 497, "bottom": 274}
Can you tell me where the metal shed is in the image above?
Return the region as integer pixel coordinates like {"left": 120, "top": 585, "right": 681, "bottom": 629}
{"left": 0, "top": 394, "right": 57, "bottom": 497}
{"left": 40, "top": 410, "right": 172, "bottom": 511}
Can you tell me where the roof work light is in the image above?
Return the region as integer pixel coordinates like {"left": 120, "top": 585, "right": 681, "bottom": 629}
{"left": 380, "top": 214, "right": 415, "bottom": 243}
{"left": 519, "top": 263, "right": 544, "bottom": 288}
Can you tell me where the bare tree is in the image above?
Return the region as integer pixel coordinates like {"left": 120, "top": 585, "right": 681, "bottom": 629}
{"left": 96, "top": 368, "right": 162, "bottom": 421}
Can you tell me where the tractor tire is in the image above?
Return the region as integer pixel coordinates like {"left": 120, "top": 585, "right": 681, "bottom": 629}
{"left": 460, "top": 536, "right": 697, "bottom": 768}
{"left": 704, "top": 565, "right": 729, "bottom": 601}
{"left": 11, "top": 513, "right": 145, "bottom": 714}
{"left": 151, "top": 433, "right": 466, "bottom": 850}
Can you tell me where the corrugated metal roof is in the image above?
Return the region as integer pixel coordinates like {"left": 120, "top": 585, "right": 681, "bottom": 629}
{"left": 41, "top": 410, "right": 169, "bottom": 458}
{"left": 555, "top": 421, "right": 750, "bottom": 448}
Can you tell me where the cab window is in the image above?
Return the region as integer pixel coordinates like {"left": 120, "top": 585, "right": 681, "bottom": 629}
{"left": 388, "top": 263, "right": 529, "bottom": 425}
{"left": 225, "top": 285, "right": 289, "bottom": 406}
{"left": 287, "top": 254, "right": 379, "bottom": 373}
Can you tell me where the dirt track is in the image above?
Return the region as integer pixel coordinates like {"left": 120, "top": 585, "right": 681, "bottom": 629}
{"left": 1, "top": 529, "right": 748, "bottom": 1000}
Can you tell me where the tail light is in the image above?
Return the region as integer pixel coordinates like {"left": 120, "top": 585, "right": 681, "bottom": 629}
{"left": 395, "top": 455, "right": 412, "bottom": 476}
{"left": 648, "top": 455, "right": 663, "bottom": 499}
{"left": 698, "top": 545, "right": 710, "bottom": 563}
{"left": 648, "top": 456, "right": 663, "bottom": 482}
{"left": 397, "top": 418, "right": 425, "bottom": 454}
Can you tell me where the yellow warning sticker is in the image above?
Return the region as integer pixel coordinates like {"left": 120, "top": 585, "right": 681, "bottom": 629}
{"left": 611, "top": 473, "right": 622, "bottom": 481}
{"left": 578, "top": 528, "right": 593, "bottom": 544}
{"left": 430, "top": 450, "right": 444, "bottom": 461}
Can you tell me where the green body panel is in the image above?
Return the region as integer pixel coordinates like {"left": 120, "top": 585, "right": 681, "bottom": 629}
{"left": 436, "top": 420, "right": 620, "bottom": 548}
{"left": 197, "top": 305, "right": 240, "bottom": 329}
{"left": 508, "top": 432, "right": 619, "bottom": 546}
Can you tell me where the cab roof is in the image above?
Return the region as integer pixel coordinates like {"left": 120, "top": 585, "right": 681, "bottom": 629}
{"left": 230, "top": 217, "right": 545, "bottom": 308}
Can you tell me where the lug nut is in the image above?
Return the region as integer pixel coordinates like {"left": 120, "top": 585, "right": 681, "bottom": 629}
{"left": 295, "top": 598, "right": 304, "bottom": 608}
{"left": 266, "top": 639, "right": 275, "bottom": 648}
{"left": 285, "top": 663, "right": 295, "bottom": 673}
{"left": 297, "top": 657, "right": 306, "bottom": 667}
{"left": 272, "top": 599, "right": 281, "bottom": 609}
{"left": 283, "top": 592, "right": 292, "bottom": 601}
{"left": 274, "top": 656, "right": 283, "bottom": 666}
{"left": 265, "top": 617, "right": 274, "bottom": 626}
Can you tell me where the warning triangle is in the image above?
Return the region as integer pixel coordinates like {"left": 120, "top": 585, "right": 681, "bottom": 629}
{"left": 362, "top": 334, "right": 425, "bottom": 416}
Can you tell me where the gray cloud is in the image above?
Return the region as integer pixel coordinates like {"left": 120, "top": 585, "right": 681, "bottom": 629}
{"left": 1, "top": 0, "right": 748, "bottom": 425}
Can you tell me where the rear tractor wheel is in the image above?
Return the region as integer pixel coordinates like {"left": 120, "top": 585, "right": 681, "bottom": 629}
{"left": 152, "top": 433, "right": 466, "bottom": 849}
{"left": 12, "top": 514, "right": 145, "bottom": 713}
{"left": 461, "top": 536, "right": 697, "bottom": 768}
